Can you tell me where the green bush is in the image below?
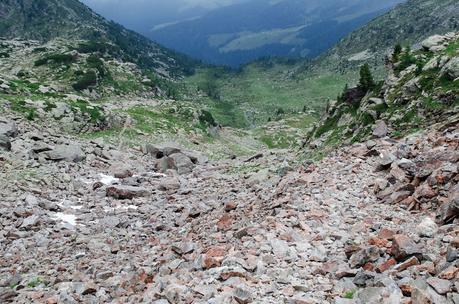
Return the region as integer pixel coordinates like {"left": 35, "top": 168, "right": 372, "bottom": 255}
{"left": 34, "top": 53, "right": 75, "bottom": 66}
{"left": 87, "top": 55, "right": 107, "bottom": 77}
{"left": 145, "top": 72, "right": 180, "bottom": 99}
{"left": 395, "top": 46, "right": 416, "bottom": 74}
{"left": 198, "top": 110, "right": 217, "bottom": 127}
{"left": 72, "top": 70, "right": 97, "bottom": 91}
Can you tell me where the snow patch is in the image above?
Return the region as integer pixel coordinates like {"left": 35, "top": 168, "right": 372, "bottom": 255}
{"left": 100, "top": 174, "right": 119, "bottom": 185}
{"left": 103, "top": 205, "right": 138, "bottom": 213}
{"left": 51, "top": 212, "right": 78, "bottom": 226}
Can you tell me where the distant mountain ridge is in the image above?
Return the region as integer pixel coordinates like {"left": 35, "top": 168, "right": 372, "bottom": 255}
{"left": 0, "top": 0, "right": 197, "bottom": 79}
{"left": 149, "top": 0, "right": 405, "bottom": 66}
{"left": 311, "top": 0, "right": 459, "bottom": 73}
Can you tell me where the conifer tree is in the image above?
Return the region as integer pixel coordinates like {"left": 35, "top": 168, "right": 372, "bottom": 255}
{"left": 392, "top": 43, "right": 402, "bottom": 62}
{"left": 359, "top": 64, "right": 375, "bottom": 92}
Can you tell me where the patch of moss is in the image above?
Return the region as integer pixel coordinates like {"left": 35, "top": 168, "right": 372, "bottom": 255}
{"left": 71, "top": 100, "right": 105, "bottom": 122}
{"left": 27, "top": 277, "right": 45, "bottom": 288}
{"left": 343, "top": 289, "right": 357, "bottom": 299}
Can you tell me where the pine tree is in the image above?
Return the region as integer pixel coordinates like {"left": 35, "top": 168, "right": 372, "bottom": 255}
{"left": 400, "top": 46, "right": 416, "bottom": 67}
{"left": 359, "top": 64, "right": 375, "bottom": 92}
{"left": 392, "top": 43, "right": 402, "bottom": 62}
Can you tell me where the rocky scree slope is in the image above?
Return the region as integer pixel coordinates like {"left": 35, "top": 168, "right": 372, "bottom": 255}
{"left": 0, "top": 99, "right": 458, "bottom": 303}
{"left": 308, "top": 32, "right": 459, "bottom": 153}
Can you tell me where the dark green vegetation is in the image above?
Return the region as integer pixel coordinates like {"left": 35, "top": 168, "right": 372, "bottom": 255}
{"left": 359, "top": 64, "right": 376, "bottom": 92}
{"left": 34, "top": 53, "right": 75, "bottom": 67}
{"left": 72, "top": 71, "right": 98, "bottom": 91}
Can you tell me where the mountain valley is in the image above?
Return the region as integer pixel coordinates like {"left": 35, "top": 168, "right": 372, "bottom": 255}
{"left": 0, "top": 0, "right": 458, "bottom": 303}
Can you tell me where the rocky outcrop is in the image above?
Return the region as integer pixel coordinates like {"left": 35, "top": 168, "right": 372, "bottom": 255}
{"left": 309, "top": 32, "right": 459, "bottom": 150}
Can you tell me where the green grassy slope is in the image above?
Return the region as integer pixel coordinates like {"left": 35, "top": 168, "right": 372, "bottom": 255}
{"left": 184, "top": 61, "right": 358, "bottom": 128}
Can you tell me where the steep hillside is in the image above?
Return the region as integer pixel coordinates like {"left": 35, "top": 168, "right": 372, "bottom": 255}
{"left": 310, "top": 0, "right": 459, "bottom": 73}
{"left": 0, "top": 0, "right": 196, "bottom": 79}
{"left": 150, "top": 0, "right": 403, "bottom": 66}
{"left": 308, "top": 33, "right": 459, "bottom": 155}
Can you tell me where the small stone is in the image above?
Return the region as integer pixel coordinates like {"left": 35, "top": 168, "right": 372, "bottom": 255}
{"left": 376, "top": 258, "right": 397, "bottom": 273}
{"left": 0, "top": 134, "right": 11, "bottom": 151}
{"left": 378, "top": 228, "right": 396, "bottom": 240}
{"left": 379, "top": 152, "right": 396, "bottom": 167}
{"left": 349, "top": 246, "right": 380, "bottom": 268}
{"left": 224, "top": 201, "right": 238, "bottom": 212}
{"left": 416, "top": 217, "right": 438, "bottom": 238}
{"left": 393, "top": 256, "right": 419, "bottom": 272}
{"left": 164, "top": 284, "right": 188, "bottom": 303}
{"left": 426, "top": 277, "right": 451, "bottom": 295}
{"left": 438, "top": 265, "right": 458, "bottom": 280}
{"left": 45, "top": 144, "right": 85, "bottom": 162}
{"left": 171, "top": 242, "right": 195, "bottom": 255}
{"left": 217, "top": 214, "right": 233, "bottom": 230}
{"left": 446, "top": 246, "right": 458, "bottom": 262}
{"left": 411, "top": 287, "right": 431, "bottom": 303}
{"left": 158, "top": 178, "right": 181, "bottom": 191}
{"left": 106, "top": 185, "right": 149, "bottom": 199}
{"left": 0, "top": 288, "right": 18, "bottom": 302}
{"left": 233, "top": 285, "right": 252, "bottom": 304}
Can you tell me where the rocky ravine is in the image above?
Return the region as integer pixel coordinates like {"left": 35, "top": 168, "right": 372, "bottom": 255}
{"left": 0, "top": 111, "right": 458, "bottom": 303}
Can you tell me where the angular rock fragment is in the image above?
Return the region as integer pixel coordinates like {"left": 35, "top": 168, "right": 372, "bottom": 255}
{"left": 391, "top": 234, "right": 422, "bottom": 261}
{"left": 45, "top": 144, "right": 85, "bottom": 162}
{"left": 106, "top": 185, "right": 149, "bottom": 199}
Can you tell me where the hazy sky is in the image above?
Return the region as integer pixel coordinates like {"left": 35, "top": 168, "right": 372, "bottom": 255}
{"left": 81, "top": 0, "right": 248, "bottom": 33}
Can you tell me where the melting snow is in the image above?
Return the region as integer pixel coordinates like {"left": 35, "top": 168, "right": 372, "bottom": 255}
{"left": 103, "top": 205, "right": 138, "bottom": 213}
{"left": 100, "top": 174, "right": 119, "bottom": 185}
{"left": 52, "top": 213, "right": 78, "bottom": 226}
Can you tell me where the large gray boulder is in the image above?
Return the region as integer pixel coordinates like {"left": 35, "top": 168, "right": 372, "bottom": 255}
{"left": 0, "top": 120, "right": 18, "bottom": 138}
{"left": 421, "top": 35, "right": 446, "bottom": 51}
{"left": 45, "top": 144, "right": 86, "bottom": 162}
{"left": 157, "top": 152, "right": 195, "bottom": 175}
{"left": 372, "top": 120, "right": 388, "bottom": 138}
{"left": 0, "top": 134, "right": 11, "bottom": 151}
{"left": 441, "top": 57, "right": 459, "bottom": 80}
{"left": 169, "top": 153, "right": 195, "bottom": 175}
{"left": 438, "top": 183, "right": 459, "bottom": 224}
